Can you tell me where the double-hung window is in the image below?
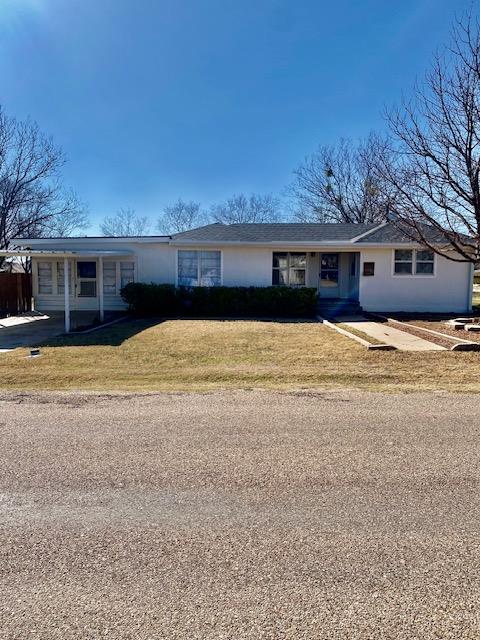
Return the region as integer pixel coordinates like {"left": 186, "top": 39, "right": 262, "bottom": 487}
{"left": 102, "top": 261, "right": 135, "bottom": 295}
{"left": 120, "top": 261, "right": 135, "bottom": 288}
{"left": 177, "top": 250, "right": 221, "bottom": 286}
{"left": 415, "top": 250, "right": 435, "bottom": 274}
{"left": 394, "top": 249, "right": 435, "bottom": 275}
{"left": 272, "top": 252, "right": 306, "bottom": 286}
{"left": 38, "top": 262, "right": 53, "bottom": 294}
{"left": 103, "top": 261, "right": 117, "bottom": 294}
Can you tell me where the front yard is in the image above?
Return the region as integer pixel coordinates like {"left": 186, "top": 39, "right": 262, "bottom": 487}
{"left": 1, "top": 318, "right": 480, "bottom": 392}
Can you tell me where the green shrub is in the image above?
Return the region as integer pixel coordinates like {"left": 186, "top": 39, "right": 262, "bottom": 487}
{"left": 121, "top": 283, "right": 317, "bottom": 318}
{"left": 121, "top": 283, "right": 178, "bottom": 316}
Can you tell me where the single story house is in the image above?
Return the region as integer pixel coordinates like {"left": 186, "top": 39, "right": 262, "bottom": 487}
{"left": 2, "top": 221, "right": 474, "bottom": 331}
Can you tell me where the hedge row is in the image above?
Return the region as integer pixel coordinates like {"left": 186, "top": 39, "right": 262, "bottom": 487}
{"left": 121, "top": 283, "right": 317, "bottom": 318}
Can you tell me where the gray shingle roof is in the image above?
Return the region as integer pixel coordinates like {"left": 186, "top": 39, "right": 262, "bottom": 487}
{"left": 172, "top": 221, "right": 454, "bottom": 244}
{"left": 172, "top": 222, "right": 380, "bottom": 243}
{"left": 356, "top": 221, "right": 448, "bottom": 244}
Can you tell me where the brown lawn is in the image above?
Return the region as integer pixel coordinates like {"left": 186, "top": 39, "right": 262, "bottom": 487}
{"left": 1, "top": 318, "right": 480, "bottom": 393}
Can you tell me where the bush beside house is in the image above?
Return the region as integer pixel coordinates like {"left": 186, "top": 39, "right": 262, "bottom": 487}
{"left": 121, "top": 283, "right": 317, "bottom": 318}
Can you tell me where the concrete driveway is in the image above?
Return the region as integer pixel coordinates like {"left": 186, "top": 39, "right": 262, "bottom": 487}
{"left": 0, "top": 312, "right": 65, "bottom": 350}
{"left": 1, "top": 390, "right": 480, "bottom": 639}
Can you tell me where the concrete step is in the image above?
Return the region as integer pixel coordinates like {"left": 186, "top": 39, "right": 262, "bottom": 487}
{"left": 317, "top": 299, "right": 363, "bottom": 317}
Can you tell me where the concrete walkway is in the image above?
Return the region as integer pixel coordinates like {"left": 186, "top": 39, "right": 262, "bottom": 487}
{"left": 0, "top": 313, "right": 65, "bottom": 351}
{"left": 338, "top": 315, "right": 445, "bottom": 351}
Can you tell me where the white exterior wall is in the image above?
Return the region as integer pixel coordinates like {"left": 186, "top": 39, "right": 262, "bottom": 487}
{"left": 29, "top": 239, "right": 473, "bottom": 314}
{"left": 136, "top": 244, "right": 176, "bottom": 284}
{"left": 358, "top": 248, "right": 472, "bottom": 313}
{"left": 216, "top": 246, "right": 272, "bottom": 287}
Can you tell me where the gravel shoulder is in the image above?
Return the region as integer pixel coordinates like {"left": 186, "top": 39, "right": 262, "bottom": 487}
{"left": 1, "top": 390, "right": 480, "bottom": 639}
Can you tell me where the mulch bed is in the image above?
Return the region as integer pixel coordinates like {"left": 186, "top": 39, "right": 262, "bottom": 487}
{"left": 385, "top": 320, "right": 456, "bottom": 349}
{"left": 407, "top": 320, "right": 480, "bottom": 344}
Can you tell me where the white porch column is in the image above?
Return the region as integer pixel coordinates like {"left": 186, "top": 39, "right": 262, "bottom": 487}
{"left": 98, "top": 256, "right": 104, "bottom": 322}
{"left": 64, "top": 257, "right": 70, "bottom": 333}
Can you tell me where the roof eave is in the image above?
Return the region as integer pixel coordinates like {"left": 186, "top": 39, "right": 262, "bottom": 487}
{"left": 13, "top": 236, "right": 171, "bottom": 245}
{"left": 170, "top": 240, "right": 361, "bottom": 247}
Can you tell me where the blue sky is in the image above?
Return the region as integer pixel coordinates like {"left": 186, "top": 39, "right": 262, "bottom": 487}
{"left": 0, "top": 0, "right": 475, "bottom": 232}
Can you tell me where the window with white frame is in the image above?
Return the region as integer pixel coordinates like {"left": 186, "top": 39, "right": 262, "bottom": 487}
{"left": 394, "top": 249, "right": 435, "bottom": 275}
{"left": 77, "top": 261, "right": 97, "bottom": 297}
{"left": 415, "top": 249, "right": 435, "bottom": 274}
{"left": 38, "top": 262, "right": 53, "bottom": 294}
{"left": 177, "top": 250, "right": 221, "bottom": 286}
{"left": 103, "top": 261, "right": 117, "bottom": 294}
{"left": 272, "top": 252, "right": 306, "bottom": 286}
{"left": 120, "top": 261, "right": 135, "bottom": 289}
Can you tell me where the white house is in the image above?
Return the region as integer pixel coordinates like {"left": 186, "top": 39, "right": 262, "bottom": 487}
{"left": 3, "top": 221, "right": 474, "bottom": 331}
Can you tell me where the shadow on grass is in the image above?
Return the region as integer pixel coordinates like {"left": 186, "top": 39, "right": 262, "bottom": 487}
{"left": 39, "top": 316, "right": 318, "bottom": 348}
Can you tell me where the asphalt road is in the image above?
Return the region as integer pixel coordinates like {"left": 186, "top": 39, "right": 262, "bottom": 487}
{"left": 1, "top": 389, "right": 480, "bottom": 639}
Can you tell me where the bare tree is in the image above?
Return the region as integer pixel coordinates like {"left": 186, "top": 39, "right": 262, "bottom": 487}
{"left": 157, "top": 198, "right": 207, "bottom": 234}
{"left": 378, "top": 14, "right": 480, "bottom": 262}
{"left": 100, "top": 208, "right": 150, "bottom": 236}
{"left": 289, "top": 134, "right": 394, "bottom": 223}
{"left": 0, "top": 107, "right": 87, "bottom": 261}
{"left": 211, "top": 193, "right": 281, "bottom": 224}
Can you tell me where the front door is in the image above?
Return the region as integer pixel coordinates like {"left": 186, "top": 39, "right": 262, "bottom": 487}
{"left": 319, "top": 253, "right": 340, "bottom": 298}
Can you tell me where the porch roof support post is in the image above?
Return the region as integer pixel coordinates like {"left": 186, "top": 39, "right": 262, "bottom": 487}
{"left": 98, "top": 256, "right": 104, "bottom": 322}
{"left": 64, "top": 257, "right": 70, "bottom": 333}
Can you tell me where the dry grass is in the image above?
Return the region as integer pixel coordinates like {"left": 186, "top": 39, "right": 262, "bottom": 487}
{"left": 336, "top": 322, "right": 384, "bottom": 345}
{"left": 2, "top": 318, "right": 480, "bottom": 393}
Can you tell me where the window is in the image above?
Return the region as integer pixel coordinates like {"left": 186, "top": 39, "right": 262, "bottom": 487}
{"left": 272, "top": 252, "right": 306, "bottom": 286}
{"left": 57, "top": 261, "right": 73, "bottom": 295}
{"left": 319, "top": 253, "right": 339, "bottom": 287}
{"left": 77, "top": 261, "right": 97, "bottom": 297}
{"left": 178, "top": 250, "right": 221, "bottom": 286}
{"left": 120, "top": 261, "right": 135, "bottom": 289}
{"left": 394, "top": 249, "right": 413, "bottom": 274}
{"left": 77, "top": 261, "right": 97, "bottom": 279}
{"left": 363, "top": 262, "right": 375, "bottom": 276}
{"left": 394, "top": 249, "right": 435, "bottom": 275}
{"left": 38, "top": 262, "right": 53, "bottom": 294}
{"left": 103, "top": 261, "right": 117, "bottom": 294}
{"left": 415, "top": 249, "right": 434, "bottom": 274}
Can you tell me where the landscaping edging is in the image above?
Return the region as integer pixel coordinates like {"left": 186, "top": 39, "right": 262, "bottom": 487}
{"left": 317, "top": 316, "right": 396, "bottom": 351}
{"left": 370, "top": 314, "right": 480, "bottom": 352}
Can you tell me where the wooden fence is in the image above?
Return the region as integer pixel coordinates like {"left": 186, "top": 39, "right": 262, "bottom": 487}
{"left": 0, "top": 272, "right": 32, "bottom": 317}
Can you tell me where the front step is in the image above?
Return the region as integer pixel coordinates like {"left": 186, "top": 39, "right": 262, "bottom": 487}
{"left": 317, "top": 298, "right": 363, "bottom": 318}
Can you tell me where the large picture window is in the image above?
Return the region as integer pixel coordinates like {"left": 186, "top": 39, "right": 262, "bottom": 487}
{"left": 272, "top": 252, "right": 306, "bottom": 286}
{"left": 178, "top": 250, "right": 221, "bottom": 286}
{"left": 394, "top": 249, "right": 435, "bottom": 275}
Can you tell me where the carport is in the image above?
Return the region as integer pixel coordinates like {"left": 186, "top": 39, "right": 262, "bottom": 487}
{"left": 0, "top": 248, "right": 133, "bottom": 333}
